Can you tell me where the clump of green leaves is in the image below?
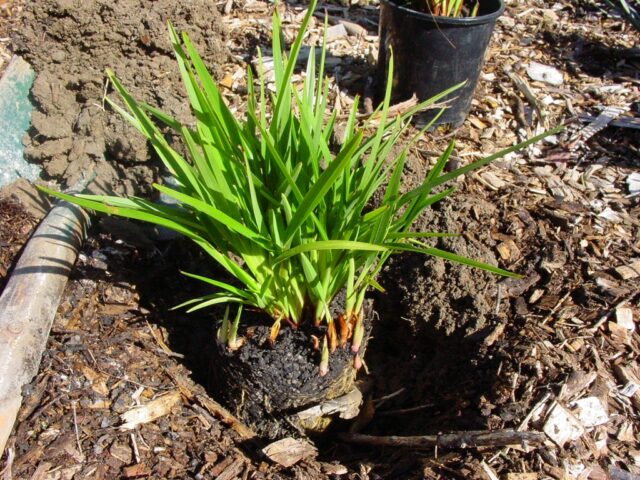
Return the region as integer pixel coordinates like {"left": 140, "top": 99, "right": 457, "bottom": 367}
{"left": 425, "top": 0, "right": 479, "bottom": 17}
{"left": 42, "top": 0, "right": 554, "bottom": 374}
{"left": 605, "top": 0, "right": 640, "bottom": 30}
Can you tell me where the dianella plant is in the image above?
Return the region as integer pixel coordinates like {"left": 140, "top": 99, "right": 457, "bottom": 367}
{"left": 42, "top": 0, "right": 555, "bottom": 374}
{"left": 426, "top": 0, "right": 480, "bottom": 17}
{"left": 605, "top": 0, "right": 640, "bottom": 30}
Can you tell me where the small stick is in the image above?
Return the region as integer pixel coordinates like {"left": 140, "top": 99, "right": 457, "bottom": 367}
{"left": 373, "top": 387, "right": 406, "bottom": 406}
{"left": 0, "top": 442, "right": 14, "bottom": 480}
{"left": 311, "top": 12, "right": 368, "bottom": 37}
{"left": 340, "top": 429, "right": 546, "bottom": 450}
{"left": 71, "top": 401, "right": 84, "bottom": 460}
{"left": 506, "top": 71, "right": 546, "bottom": 127}
{"left": 130, "top": 433, "right": 141, "bottom": 465}
{"left": 377, "top": 402, "right": 435, "bottom": 416}
{"left": 541, "top": 291, "right": 572, "bottom": 325}
{"left": 613, "top": 364, "right": 640, "bottom": 411}
{"left": 488, "top": 392, "right": 552, "bottom": 463}
{"left": 589, "top": 292, "right": 639, "bottom": 332}
{"left": 195, "top": 395, "right": 257, "bottom": 440}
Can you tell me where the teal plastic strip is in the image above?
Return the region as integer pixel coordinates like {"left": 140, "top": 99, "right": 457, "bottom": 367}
{"left": 0, "top": 56, "right": 40, "bottom": 188}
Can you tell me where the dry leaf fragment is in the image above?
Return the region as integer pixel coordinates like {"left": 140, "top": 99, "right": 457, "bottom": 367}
{"left": 46, "top": 433, "right": 85, "bottom": 463}
{"left": 616, "top": 307, "right": 635, "bottom": 331}
{"left": 86, "top": 398, "right": 111, "bottom": 409}
{"left": 322, "top": 462, "right": 349, "bottom": 475}
{"left": 326, "top": 23, "right": 348, "bottom": 42}
{"left": 614, "top": 259, "right": 640, "bottom": 280}
{"left": 469, "top": 116, "right": 488, "bottom": 130}
{"left": 571, "top": 397, "right": 609, "bottom": 428}
{"left": 123, "top": 463, "right": 151, "bottom": 478}
{"left": 597, "top": 207, "right": 623, "bottom": 223}
{"left": 543, "top": 402, "right": 585, "bottom": 447}
{"left": 529, "top": 289, "right": 544, "bottom": 304}
{"left": 483, "top": 323, "right": 505, "bottom": 346}
{"left": 296, "top": 388, "right": 362, "bottom": 422}
{"left": 560, "top": 371, "right": 597, "bottom": 401}
{"left": 480, "top": 461, "right": 500, "bottom": 480}
{"left": 564, "top": 460, "right": 586, "bottom": 479}
{"left": 496, "top": 240, "right": 520, "bottom": 261}
{"left": 608, "top": 321, "right": 631, "bottom": 345}
{"left": 480, "top": 171, "right": 506, "bottom": 190}
{"left": 506, "top": 474, "right": 538, "bottom": 480}
{"left": 262, "top": 438, "right": 318, "bottom": 467}
{"left": 526, "top": 62, "right": 563, "bottom": 86}
{"left": 626, "top": 172, "right": 640, "bottom": 195}
{"left": 617, "top": 422, "right": 635, "bottom": 442}
{"left": 219, "top": 74, "right": 234, "bottom": 90}
{"left": 80, "top": 364, "right": 109, "bottom": 396}
{"left": 119, "top": 390, "right": 181, "bottom": 430}
{"left": 215, "top": 458, "right": 244, "bottom": 480}
{"left": 340, "top": 20, "right": 367, "bottom": 37}
{"left": 100, "top": 303, "right": 134, "bottom": 315}
{"left": 613, "top": 364, "right": 640, "bottom": 411}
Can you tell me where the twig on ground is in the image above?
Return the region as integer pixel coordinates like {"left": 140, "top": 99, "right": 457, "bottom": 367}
{"left": 311, "top": 12, "right": 368, "bottom": 37}
{"left": 0, "top": 442, "right": 14, "bottom": 480}
{"left": 130, "top": 433, "right": 141, "bottom": 465}
{"left": 541, "top": 291, "right": 572, "bottom": 325}
{"left": 613, "top": 364, "right": 640, "bottom": 411}
{"left": 506, "top": 71, "right": 546, "bottom": 127}
{"left": 489, "top": 392, "right": 552, "bottom": 463}
{"left": 162, "top": 366, "right": 257, "bottom": 440}
{"left": 373, "top": 387, "right": 406, "bottom": 406}
{"left": 71, "top": 401, "right": 84, "bottom": 461}
{"left": 196, "top": 395, "right": 257, "bottom": 440}
{"left": 590, "top": 292, "right": 640, "bottom": 332}
{"left": 340, "top": 429, "right": 546, "bottom": 450}
{"left": 377, "top": 402, "right": 435, "bottom": 416}
{"left": 145, "top": 319, "right": 184, "bottom": 359}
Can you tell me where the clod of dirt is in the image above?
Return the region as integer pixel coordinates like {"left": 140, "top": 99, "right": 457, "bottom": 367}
{"left": 381, "top": 192, "right": 500, "bottom": 337}
{"left": 13, "top": 0, "right": 228, "bottom": 194}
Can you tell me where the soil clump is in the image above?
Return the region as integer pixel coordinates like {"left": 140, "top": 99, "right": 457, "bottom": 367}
{"left": 13, "top": 0, "right": 227, "bottom": 194}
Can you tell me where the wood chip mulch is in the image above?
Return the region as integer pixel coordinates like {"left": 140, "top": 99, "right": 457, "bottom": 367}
{"left": 0, "top": 0, "right": 639, "bottom": 478}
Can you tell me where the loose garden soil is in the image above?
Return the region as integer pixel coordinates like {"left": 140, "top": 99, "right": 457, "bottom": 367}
{"left": 12, "top": 0, "right": 227, "bottom": 195}
{"left": 1, "top": 0, "right": 639, "bottom": 478}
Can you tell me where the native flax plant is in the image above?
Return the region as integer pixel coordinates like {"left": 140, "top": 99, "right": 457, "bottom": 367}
{"left": 605, "top": 0, "right": 640, "bottom": 30}
{"left": 41, "top": 0, "right": 557, "bottom": 375}
{"left": 427, "top": 0, "right": 479, "bottom": 17}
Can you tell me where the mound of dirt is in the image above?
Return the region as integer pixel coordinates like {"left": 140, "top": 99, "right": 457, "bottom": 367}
{"left": 13, "top": 0, "right": 228, "bottom": 194}
{"left": 379, "top": 190, "right": 500, "bottom": 337}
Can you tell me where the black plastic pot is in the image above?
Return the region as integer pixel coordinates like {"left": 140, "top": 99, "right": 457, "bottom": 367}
{"left": 377, "top": 0, "right": 505, "bottom": 127}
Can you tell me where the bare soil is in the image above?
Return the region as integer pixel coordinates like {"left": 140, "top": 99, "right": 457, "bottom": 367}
{"left": 12, "top": 0, "right": 227, "bottom": 195}
{"left": 0, "top": 0, "right": 639, "bottom": 479}
{"left": 0, "top": 197, "right": 36, "bottom": 290}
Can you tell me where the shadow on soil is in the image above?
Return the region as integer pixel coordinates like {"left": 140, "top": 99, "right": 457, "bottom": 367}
{"left": 541, "top": 28, "right": 640, "bottom": 79}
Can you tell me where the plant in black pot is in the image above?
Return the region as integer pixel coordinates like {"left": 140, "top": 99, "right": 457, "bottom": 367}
{"left": 42, "top": 0, "right": 553, "bottom": 438}
{"left": 377, "top": 0, "right": 505, "bottom": 128}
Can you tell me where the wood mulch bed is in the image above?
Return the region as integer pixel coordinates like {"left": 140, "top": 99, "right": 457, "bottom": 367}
{"left": 0, "top": 0, "right": 639, "bottom": 478}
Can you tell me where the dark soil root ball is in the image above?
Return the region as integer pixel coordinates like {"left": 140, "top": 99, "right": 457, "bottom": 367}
{"left": 209, "top": 302, "right": 374, "bottom": 440}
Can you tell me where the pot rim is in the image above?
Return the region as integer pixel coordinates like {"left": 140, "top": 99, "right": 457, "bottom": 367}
{"left": 379, "top": 0, "right": 506, "bottom": 26}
